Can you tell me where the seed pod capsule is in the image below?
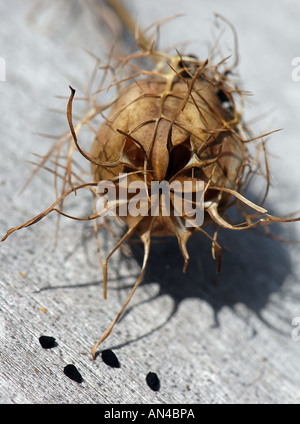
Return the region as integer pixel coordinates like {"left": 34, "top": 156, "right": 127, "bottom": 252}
{"left": 90, "top": 56, "right": 245, "bottom": 272}
{"left": 85, "top": 53, "right": 265, "bottom": 356}
{"left": 2, "top": 19, "right": 300, "bottom": 359}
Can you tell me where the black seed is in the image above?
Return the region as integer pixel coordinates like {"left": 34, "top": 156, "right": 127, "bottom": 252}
{"left": 178, "top": 54, "right": 198, "bottom": 78}
{"left": 146, "top": 372, "right": 160, "bottom": 391}
{"left": 63, "top": 364, "right": 83, "bottom": 383}
{"left": 101, "top": 349, "right": 120, "bottom": 368}
{"left": 39, "top": 335, "right": 56, "bottom": 349}
{"left": 216, "top": 89, "right": 228, "bottom": 104}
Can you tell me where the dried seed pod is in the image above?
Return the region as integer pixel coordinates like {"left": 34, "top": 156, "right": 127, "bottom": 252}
{"left": 2, "top": 16, "right": 300, "bottom": 360}
{"left": 89, "top": 60, "right": 245, "bottom": 284}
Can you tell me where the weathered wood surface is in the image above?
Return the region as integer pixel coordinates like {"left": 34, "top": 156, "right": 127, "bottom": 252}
{"left": 1, "top": 0, "right": 300, "bottom": 404}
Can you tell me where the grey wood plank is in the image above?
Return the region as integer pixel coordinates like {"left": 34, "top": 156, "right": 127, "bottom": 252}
{"left": 1, "top": 0, "right": 300, "bottom": 404}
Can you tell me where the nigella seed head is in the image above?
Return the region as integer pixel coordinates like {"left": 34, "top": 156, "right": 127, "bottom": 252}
{"left": 1, "top": 13, "right": 300, "bottom": 360}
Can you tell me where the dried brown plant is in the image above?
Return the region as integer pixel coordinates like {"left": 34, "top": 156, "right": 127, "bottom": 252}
{"left": 2, "top": 10, "right": 300, "bottom": 359}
